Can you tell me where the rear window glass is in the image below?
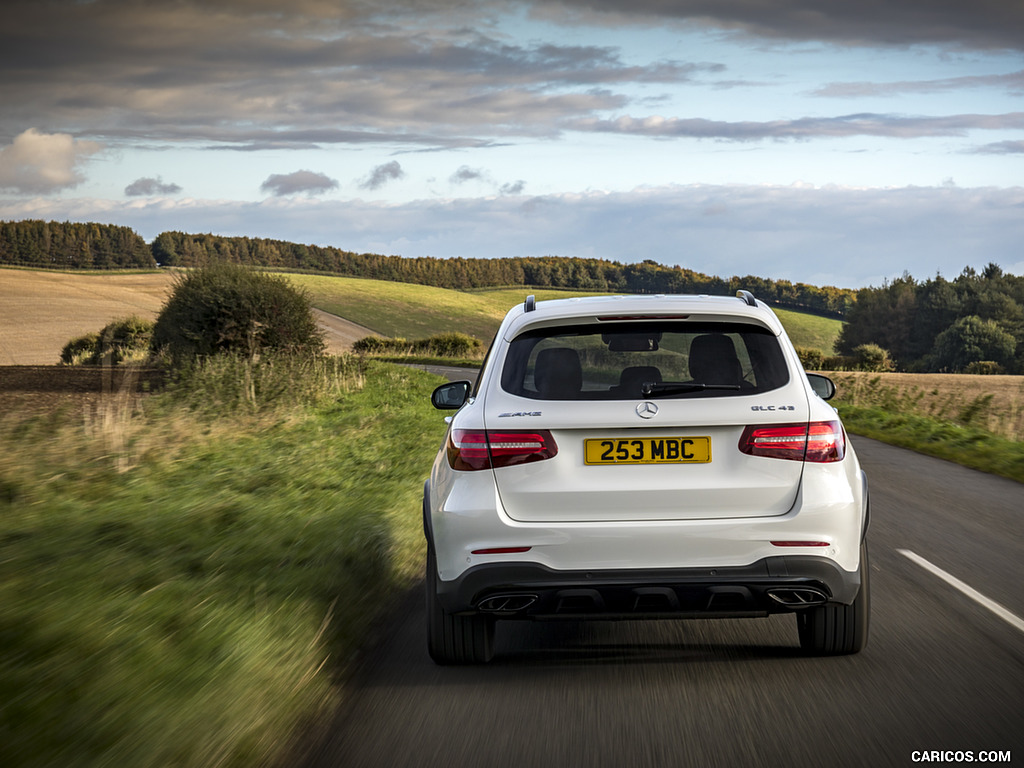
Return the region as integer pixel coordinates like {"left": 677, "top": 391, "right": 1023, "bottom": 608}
{"left": 501, "top": 322, "right": 789, "bottom": 400}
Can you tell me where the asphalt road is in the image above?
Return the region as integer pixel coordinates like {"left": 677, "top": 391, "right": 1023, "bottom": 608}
{"left": 299, "top": 435, "right": 1023, "bottom": 768}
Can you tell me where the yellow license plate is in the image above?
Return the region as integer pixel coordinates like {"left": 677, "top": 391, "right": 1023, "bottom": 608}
{"left": 584, "top": 437, "right": 711, "bottom": 465}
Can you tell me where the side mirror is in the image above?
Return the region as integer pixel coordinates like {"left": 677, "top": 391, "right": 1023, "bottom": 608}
{"left": 431, "top": 380, "right": 472, "bottom": 410}
{"left": 806, "top": 373, "right": 836, "bottom": 401}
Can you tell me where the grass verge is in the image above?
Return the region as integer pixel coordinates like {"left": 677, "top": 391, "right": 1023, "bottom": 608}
{"left": 0, "top": 356, "right": 446, "bottom": 768}
{"left": 830, "top": 372, "right": 1024, "bottom": 483}
{"left": 835, "top": 405, "right": 1024, "bottom": 483}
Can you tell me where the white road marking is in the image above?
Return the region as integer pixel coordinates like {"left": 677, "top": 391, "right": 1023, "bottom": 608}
{"left": 899, "top": 548, "right": 1024, "bottom": 634}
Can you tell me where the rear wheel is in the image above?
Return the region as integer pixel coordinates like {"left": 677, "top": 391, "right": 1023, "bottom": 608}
{"left": 797, "top": 542, "right": 870, "bottom": 655}
{"left": 426, "top": 548, "right": 495, "bottom": 665}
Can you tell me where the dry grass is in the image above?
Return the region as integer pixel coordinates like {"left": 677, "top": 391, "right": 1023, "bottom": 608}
{"left": 0, "top": 269, "right": 174, "bottom": 365}
{"left": 829, "top": 371, "right": 1024, "bottom": 441}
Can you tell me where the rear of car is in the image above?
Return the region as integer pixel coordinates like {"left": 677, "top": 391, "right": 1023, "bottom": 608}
{"left": 425, "top": 292, "right": 869, "bottom": 663}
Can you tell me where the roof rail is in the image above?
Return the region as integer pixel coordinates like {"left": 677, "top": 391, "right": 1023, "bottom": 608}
{"left": 736, "top": 290, "right": 756, "bottom": 307}
{"left": 524, "top": 294, "right": 536, "bottom": 312}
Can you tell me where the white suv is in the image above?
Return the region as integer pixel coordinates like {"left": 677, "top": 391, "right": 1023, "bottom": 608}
{"left": 425, "top": 291, "right": 869, "bottom": 663}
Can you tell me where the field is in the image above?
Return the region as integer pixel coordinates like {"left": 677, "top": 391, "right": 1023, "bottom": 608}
{"left": 0, "top": 269, "right": 174, "bottom": 365}
{"left": 830, "top": 371, "right": 1024, "bottom": 442}
{"left": 290, "top": 275, "right": 844, "bottom": 352}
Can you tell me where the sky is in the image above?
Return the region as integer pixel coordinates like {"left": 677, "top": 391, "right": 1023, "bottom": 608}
{"left": 1, "top": 0, "right": 1022, "bottom": 289}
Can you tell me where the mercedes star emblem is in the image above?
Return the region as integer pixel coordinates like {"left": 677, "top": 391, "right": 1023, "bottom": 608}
{"left": 635, "top": 401, "right": 659, "bottom": 419}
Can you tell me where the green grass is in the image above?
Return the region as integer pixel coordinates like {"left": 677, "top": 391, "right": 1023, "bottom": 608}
{"left": 286, "top": 274, "right": 843, "bottom": 353}
{"left": 773, "top": 308, "right": 842, "bottom": 354}
{"left": 835, "top": 405, "right": 1024, "bottom": 483}
{"left": 287, "top": 275, "right": 509, "bottom": 340}
{"left": 0, "top": 357, "right": 447, "bottom": 768}
{"left": 831, "top": 373, "right": 1024, "bottom": 483}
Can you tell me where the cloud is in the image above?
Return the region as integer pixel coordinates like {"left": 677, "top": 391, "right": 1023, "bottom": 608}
{"left": 971, "top": 140, "right": 1024, "bottom": 154}
{"left": 359, "top": 161, "right": 405, "bottom": 190}
{"left": 124, "top": 176, "right": 182, "bottom": 196}
{"left": 260, "top": 170, "right": 338, "bottom": 197}
{"left": 6, "top": 183, "right": 1022, "bottom": 289}
{"left": 0, "top": 0, "right": 1020, "bottom": 163}
{"left": 528, "top": 0, "right": 1024, "bottom": 51}
{"left": 0, "top": 128, "right": 101, "bottom": 193}
{"left": 811, "top": 71, "right": 1024, "bottom": 98}
{"left": 449, "top": 165, "right": 527, "bottom": 194}
{"left": 0, "top": 3, "right": 700, "bottom": 149}
{"left": 450, "top": 166, "right": 489, "bottom": 184}
{"left": 4, "top": 0, "right": 1017, "bottom": 163}
{"left": 568, "top": 112, "right": 1024, "bottom": 141}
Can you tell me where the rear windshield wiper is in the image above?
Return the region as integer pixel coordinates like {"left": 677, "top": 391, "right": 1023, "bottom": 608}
{"left": 641, "top": 381, "right": 742, "bottom": 397}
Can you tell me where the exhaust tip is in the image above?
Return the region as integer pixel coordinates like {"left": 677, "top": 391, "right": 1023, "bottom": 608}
{"left": 476, "top": 594, "right": 538, "bottom": 613}
{"left": 766, "top": 587, "right": 829, "bottom": 608}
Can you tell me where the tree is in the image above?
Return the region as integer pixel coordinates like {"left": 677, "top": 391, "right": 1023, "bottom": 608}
{"left": 928, "top": 315, "right": 1016, "bottom": 372}
{"left": 150, "top": 263, "right": 325, "bottom": 362}
{"left": 152, "top": 232, "right": 179, "bottom": 265}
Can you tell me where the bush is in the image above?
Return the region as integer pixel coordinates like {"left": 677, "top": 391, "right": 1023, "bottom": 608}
{"left": 822, "top": 355, "right": 856, "bottom": 371}
{"left": 795, "top": 347, "right": 825, "bottom": 370}
{"left": 352, "top": 332, "right": 482, "bottom": 359}
{"left": 852, "top": 343, "right": 894, "bottom": 372}
{"left": 60, "top": 317, "right": 154, "bottom": 366}
{"left": 60, "top": 332, "right": 101, "bottom": 365}
{"left": 963, "top": 360, "right": 1006, "bottom": 375}
{"left": 352, "top": 336, "right": 401, "bottom": 355}
{"left": 422, "top": 332, "right": 481, "bottom": 358}
{"left": 151, "top": 265, "right": 324, "bottom": 363}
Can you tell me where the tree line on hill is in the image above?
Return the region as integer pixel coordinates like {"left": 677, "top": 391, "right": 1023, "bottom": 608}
{"left": 151, "top": 230, "right": 855, "bottom": 317}
{"left": 3, "top": 219, "right": 1023, "bottom": 372}
{"left": 0, "top": 220, "right": 854, "bottom": 317}
{"left": 0, "top": 220, "right": 153, "bottom": 269}
{"left": 837, "top": 264, "right": 1024, "bottom": 373}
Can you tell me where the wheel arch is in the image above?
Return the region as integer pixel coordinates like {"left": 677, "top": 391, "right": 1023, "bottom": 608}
{"left": 423, "top": 479, "right": 436, "bottom": 551}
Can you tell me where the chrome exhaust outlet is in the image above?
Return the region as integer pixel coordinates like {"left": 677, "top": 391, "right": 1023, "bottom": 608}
{"left": 476, "top": 594, "right": 538, "bottom": 613}
{"left": 766, "top": 587, "right": 829, "bottom": 608}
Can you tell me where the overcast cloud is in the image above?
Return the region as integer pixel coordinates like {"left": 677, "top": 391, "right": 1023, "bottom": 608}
{"left": 1, "top": 0, "right": 1022, "bottom": 288}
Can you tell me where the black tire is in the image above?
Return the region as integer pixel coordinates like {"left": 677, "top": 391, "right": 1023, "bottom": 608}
{"left": 426, "top": 548, "right": 495, "bottom": 665}
{"left": 797, "top": 542, "right": 871, "bottom": 655}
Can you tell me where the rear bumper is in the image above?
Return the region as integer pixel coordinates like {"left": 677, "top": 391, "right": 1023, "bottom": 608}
{"left": 436, "top": 555, "right": 861, "bottom": 618}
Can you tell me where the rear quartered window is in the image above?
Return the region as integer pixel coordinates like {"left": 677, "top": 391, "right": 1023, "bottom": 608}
{"left": 501, "top": 322, "right": 789, "bottom": 400}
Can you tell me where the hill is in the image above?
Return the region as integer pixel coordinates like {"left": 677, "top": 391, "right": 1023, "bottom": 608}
{"left": 2, "top": 221, "right": 855, "bottom": 319}
{"left": 0, "top": 268, "right": 842, "bottom": 365}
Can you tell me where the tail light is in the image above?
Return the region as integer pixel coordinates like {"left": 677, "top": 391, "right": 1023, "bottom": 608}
{"left": 738, "top": 421, "right": 845, "bottom": 463}
{"left": 447, "top": 429, "right": 558, "bottom": 471}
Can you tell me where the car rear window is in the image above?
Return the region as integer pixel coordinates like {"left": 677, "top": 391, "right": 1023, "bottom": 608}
{"left": 500, "top": 322, "right": 790, "bottom": 400}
